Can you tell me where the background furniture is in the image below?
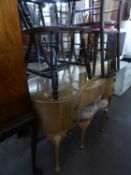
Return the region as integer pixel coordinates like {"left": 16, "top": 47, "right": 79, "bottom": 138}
{"left": 18, "top": 0, "right": 92, "bottom": 99}
{"left": 0, "top": 1, "right": 40, "bottom": 174}
{"left": 74, "top": 0, "right": 122, "bottom": 77}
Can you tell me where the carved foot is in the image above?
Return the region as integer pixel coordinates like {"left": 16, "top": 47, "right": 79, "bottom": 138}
{"left": 80, "top": 145, "right": 85, "bottom": 150}
{"left": 55, "top": 165, "right": 61, "bottom": 173}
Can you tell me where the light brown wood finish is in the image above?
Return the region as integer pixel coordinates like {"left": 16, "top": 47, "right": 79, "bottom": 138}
{"left": 0, "top": 0, "right": 31, "bottom": 125}
{"left": 28, "top": 66, "right": 86, "bottom": 135}
{"left": 80, "top": 77, "right": 106, "bottom": 108}
{"left": 28, "top": 65, "right": 115, "bottom": 171}
{"left": 28, "top": 66, "right": 86, "bottom": 171}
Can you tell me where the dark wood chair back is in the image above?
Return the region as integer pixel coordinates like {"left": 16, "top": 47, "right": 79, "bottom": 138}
{"left": 74, "top": 0, "right": 122, "bottom": 29}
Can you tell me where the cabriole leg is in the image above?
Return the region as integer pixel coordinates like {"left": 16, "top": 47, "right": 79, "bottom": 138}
{"left": 79, "top": 120, "right": 90, "bottom": 149}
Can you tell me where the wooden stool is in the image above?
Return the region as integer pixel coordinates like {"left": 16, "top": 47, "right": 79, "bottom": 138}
{"left": 28, "top": 69, "right": 83, "bottom": 172}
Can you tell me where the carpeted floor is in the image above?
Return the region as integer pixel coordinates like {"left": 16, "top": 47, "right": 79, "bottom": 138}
{"left": 0, "top": 88, "right": 131, "bottom": 175}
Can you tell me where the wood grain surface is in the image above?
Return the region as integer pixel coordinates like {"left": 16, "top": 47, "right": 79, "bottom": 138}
{"left": 0, "top": 0, "right": 31, "bottom": 126}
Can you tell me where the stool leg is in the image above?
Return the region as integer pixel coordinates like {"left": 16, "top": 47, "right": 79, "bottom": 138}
{"left": 52, "top": 135, "right": 62, "bottom": 172}
{"left": 79, "top": 121, "right": 90, "bottom": 149}
{"left": 80, "top": 126, "right": 87, "bottom": 149}
{"left": 48, "top": 132, "right": 66, "bottom": 172}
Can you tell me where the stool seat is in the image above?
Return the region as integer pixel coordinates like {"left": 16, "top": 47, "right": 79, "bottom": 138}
{"left": 80, "top": 98, "right": 108, "bottom": 121}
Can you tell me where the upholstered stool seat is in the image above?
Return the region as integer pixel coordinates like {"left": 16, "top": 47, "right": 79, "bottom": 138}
{"left": 80, "top": 98, "right": 108, "bottom": 120}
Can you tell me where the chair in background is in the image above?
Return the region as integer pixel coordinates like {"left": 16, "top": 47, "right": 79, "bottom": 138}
{"left": 74, "top": 0, "right": 122, "bottom": 77}
{"left": 18, "top": 0, "right": 93, "bottom": 99}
